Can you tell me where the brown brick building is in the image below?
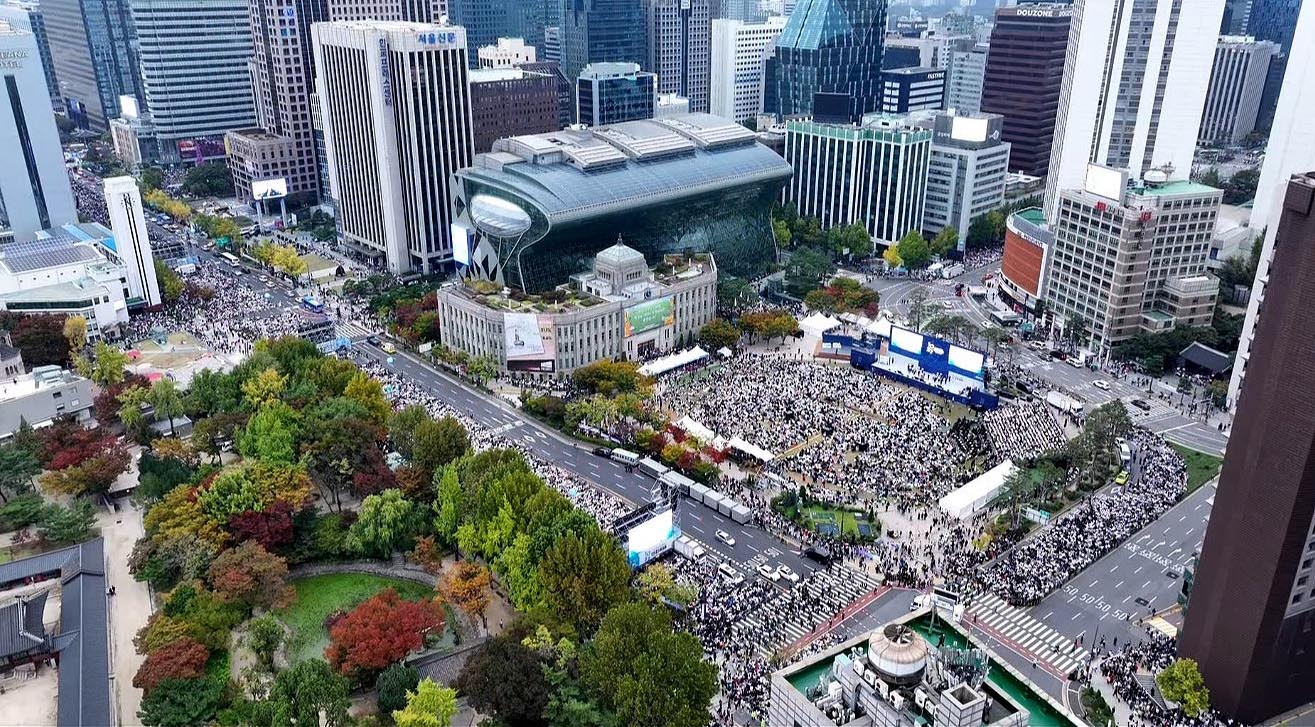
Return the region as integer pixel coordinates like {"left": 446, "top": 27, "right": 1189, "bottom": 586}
{"left": 469, "top": 68, "right": 559, "bottom": 154}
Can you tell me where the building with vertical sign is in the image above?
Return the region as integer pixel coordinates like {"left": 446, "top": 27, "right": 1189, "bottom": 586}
{"left": 313, "top": 20, "right": 473, "bottom": 273}
{"left": 784, "top": 114, "right": 932, "bottom": 248}
{"left": 102, "top": 176, "right": 161, "bottom": 307}
{"left": 0, "top": 19, "right": 76, "bottom": 240}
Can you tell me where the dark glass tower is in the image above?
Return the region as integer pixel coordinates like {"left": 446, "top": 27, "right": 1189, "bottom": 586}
{"left": 1250, "top": 0, "right": 1303, "bottom": 128}
{"left": 41, "top": 0, "right": 143, "bottom": 130}
{"left": 1179, "top": 171, "right": 1315, "bottom": 725}
{"left": 560, "top": 0, "right": 647, "bottom": 82}
{"left": 763, "top": 0, "right": 887, "bottom": 122}
{"left": 449, "top": 0, "right": 547, "bottom": 63}
{"left": 979, "top": 3, "right": 1072, "bottom": 177}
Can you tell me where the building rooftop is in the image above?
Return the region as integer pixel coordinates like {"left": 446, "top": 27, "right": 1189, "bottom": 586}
{"left": 0, "top": 367, "right": 87, "bottom": 402}
{"left": 0, "top": 280, "right": 106, "bottom": 304}
{"left": 1134, "top": 180, "right": 1221, "bottom": 197}
{"left": 1017, "top": 207, "right": 1046, "bottom": 225}
{"left": 463, "top": 114, "right": 791, "bottom": 221}
{"left": 470, "top": 68, "right": 540, "bottom": 83}
{"left": 579, "top": 62, "right": 645, "bottom": 78}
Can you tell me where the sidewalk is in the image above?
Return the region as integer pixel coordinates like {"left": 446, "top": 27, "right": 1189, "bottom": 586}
{"left": 1089, "top": 657, "right": 1137, "bottom": 727}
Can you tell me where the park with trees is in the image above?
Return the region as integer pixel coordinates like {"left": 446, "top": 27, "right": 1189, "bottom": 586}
{"left": 3, "top": 333, "right": 722, "bottom": 726}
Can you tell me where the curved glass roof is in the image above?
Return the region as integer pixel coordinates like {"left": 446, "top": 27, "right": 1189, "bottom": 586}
{"left": 457, "top": 143, "right": 792, "bottom": 222}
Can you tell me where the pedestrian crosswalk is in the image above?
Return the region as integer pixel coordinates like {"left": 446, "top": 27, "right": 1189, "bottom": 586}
{"left": 738, "top": 565, "right": 885, "bottom": 656}
{"left": 336, "top": 322, "right": 374, "bottom": 339}
{"left": 967, "top": 592, "right": 1088, "bottom": 675}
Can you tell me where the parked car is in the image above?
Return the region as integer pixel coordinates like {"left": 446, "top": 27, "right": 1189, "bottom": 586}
{"left": 1115, "top": 470, "right": 1131, "bottom": 486}
{"left": 592, "top": 446, "right": 612, "bottom": 457}
{"left": 366, "top": 335, "right": 381, "bottom": 347}
{"left": 715, "top": 530, "right": 736, "bottom": 547}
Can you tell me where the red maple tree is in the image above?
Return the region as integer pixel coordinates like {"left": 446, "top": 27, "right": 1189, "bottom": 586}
{"left": 325, "top": 588, "right": 443, "bottom": 682}
{"left": 227, "top": 500, "right": 297, "bottom": 551}
{"left": 132, "top": 636, "right": 210, "bottom": 693}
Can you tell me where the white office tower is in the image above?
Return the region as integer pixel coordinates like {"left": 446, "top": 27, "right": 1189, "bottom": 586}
{"left": 102, "top": 176, "right": 162, "bottom": 307}
{"left": 647, "top": 0, "right": 710, "bottom": 113}
{"left": 1229, "top": 0, "right": 1315, "bottom": 406}
{"left": 313, "top": 21, "right": 473, "bottom": 274}
{"left": 918, "top": 111, "right": 1010, "bottom": 249}
{"left": 0, "top": 20, "right": 76, "bottom": 239}
{"left": 709, "top": 16, "right": 785, "bottom": 123}
{"left": 944, "top": 43, "right": 988, "bottom": 114}
{"left": 1198, "top": 36, "right": 1278, "bottom": 145}
{"left": 1043, "top": 0, "right": 1225, "bottom": 221}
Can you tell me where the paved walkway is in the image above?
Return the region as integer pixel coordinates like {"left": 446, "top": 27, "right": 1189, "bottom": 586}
{"left": 100, "top": 500, "right": 152, "bottom": 727}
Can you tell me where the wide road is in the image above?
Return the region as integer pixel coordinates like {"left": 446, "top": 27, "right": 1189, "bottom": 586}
{"left": 350, "top": 342, "right": 821, "bottom": 580}
{"left": 1029, "top": 480, "right": 1215, "bottom": 649}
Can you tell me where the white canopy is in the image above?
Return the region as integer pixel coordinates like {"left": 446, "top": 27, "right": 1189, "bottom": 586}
{"left": 799, "top": 312, "right": 842, "bottom": 337}
{"left": 638, "top": 346, "right": 709, "bottom": 376}
{"left": 676, "top": 416, "right": 717, "bottom": 443}
{"left": 939, "top": 460, "right": 1017, "bottom": 520}
{"left": 865, "top": 317, "right": 893, "bottom": 338}
{"left": 728, "top": 436, "right": 775, "bottom": 462}
{"left": 717, "top": 347, "right": 733, "bottom": 358}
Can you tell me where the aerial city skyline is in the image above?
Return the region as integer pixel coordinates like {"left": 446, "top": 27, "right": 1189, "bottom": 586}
{"left": 0, "top": 0, "right": 1312, "bottom": 725}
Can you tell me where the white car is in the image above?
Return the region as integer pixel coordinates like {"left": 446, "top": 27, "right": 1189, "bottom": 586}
{"left": 775, "top": 565, "right": 799, "bottom": 583}
{"left": 941, "top": 300, "right": 955, "bottom": 309}
{"left": 1028, "top": 340, "right": 1047, "bottom": 351}
{"left": 757, "top": 564, "right": 780, "bottom": 581}
{"left": 1093, "top": 380, "right": 1112, "bottom": 391}
{"left": 715, "top": 530, "right": 736, "bottom": 547}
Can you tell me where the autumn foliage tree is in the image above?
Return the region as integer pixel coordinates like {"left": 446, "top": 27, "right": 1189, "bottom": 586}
{"left": 132, "top": 637, "right": 210, "bottom": 693}
{"left": 42, "top": 439, "right": 131, "bottom": 496}
{"left": 325, "top": 588, "right": 443, "bottom": 683}
{"left": 207, "top": 541, "right": 296, "bottom": 609}
{"left": 227, "top": 500, "right": 297, "bottom": 552}
{"left": 439, "top": 562, "right": 492, "bottom": 629}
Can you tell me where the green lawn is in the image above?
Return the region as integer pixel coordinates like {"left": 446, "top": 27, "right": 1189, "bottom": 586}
{"left": 280, "top": 573, "right": 434, "bottom": 664}
{"left": 1170, "top": 443, "right": 1224, "bottom": 494}
{"left": 803, "top": 506, "right": 880, "bottom": 539}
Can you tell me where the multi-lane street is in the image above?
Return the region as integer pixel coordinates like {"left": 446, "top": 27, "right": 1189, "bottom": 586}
{"left": 349, "top": 342, "right": 822, "bottom": 580}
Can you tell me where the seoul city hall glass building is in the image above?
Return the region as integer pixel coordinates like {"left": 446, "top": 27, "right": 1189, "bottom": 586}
{"left": 450, "top": 114, "right": 792, "bottom": 293}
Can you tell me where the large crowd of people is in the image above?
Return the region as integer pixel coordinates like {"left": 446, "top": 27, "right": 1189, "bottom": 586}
{"left": 981, "top": 400, "right": 1068, "bottom": 461}
{"left": 1100, "top": 634, "right": 1231, "bottom": 727}
{"left": 979, "top": 430, "right": 1187, "bottom": 606}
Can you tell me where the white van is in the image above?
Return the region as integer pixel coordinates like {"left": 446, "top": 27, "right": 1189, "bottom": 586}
{"left": 717, "top": 563, "right": 743, "bottom": 585}
{"left": 610, "top": 448, "right": 641, "bottom": 467}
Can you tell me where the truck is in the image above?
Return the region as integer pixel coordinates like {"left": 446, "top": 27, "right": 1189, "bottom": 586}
{"left": 673, "top": 536, "right": 705, "bottom": 560}
{"left": 940, "top": 262, "right": 965, "bottom": 279}
{"left": 1046, "top": 390, "right": 1085, "bottom": 415}
{"left": 638, "top": 457, "right": 669, "bottom": 479}
{"left": 610, "top": 448, "right": 641, "bottom": 467}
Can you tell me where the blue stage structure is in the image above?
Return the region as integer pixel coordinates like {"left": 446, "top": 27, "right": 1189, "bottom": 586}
{"left": 826, "top": 329, "right": 1001, "bottom": 411}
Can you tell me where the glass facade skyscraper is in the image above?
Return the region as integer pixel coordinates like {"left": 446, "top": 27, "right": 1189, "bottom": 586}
{"left": 1249, "top": 0, "right": 1303, "bottom": 128}
{"left": 41, "top": 0, "right": 144, "bottom": 129}
{"left": 763, "top": 0, "right": 886, "bottom": 122}
{"left": 576, "top": 62, "right": 654, "bottom": 126}
{"left": 560, "top": 0, "right": 647, "bottom": 82}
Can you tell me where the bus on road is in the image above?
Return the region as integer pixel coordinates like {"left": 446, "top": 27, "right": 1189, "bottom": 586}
{"left": 219, "top": 252, "right": 241, "bottom": 268}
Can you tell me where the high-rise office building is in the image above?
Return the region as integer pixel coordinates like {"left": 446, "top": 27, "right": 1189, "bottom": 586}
{"left": 0, "top": 20, "right": 76, "bottom": 238}
{"left": 784, "top": 115, "right": 931, "bottom": 247}
{"left": 764, "top": 0, "right": 886, "bottom": 122}
{"left": 1229, "top": 0, "right": 1314, "bottom": 405}
{"left": 914, "top": 110, "right": 1010, "bottom": 249}
{"left": 478, "top": 36, "right": 535, "bottom": 68}
{"left": 102, "top": 176, "right": 162, "bottom": 307}
{"left": 576, "top": 62, "right": 655, "bottom": 125}
{"left": 1180, "top": 170, "right": 1315, "bottom": 725}
{"left": 879, "top": 66, "right": 943, "bottom": 114}
{"left": 1199, "top": 35, "right": 1277, "bottom": 145}
{"left": 520, "top": 59, "right": 573, "bottom": 129}
{"left": 1220, "top": 0, "right": 1252, "bottom": 33}
{"left": 447, "top": 0, "right": 544, "bottom": 53}
{"left": 469, "top": 67, "right": 558, "bottom": 152}
{"left": 0, "top": 2, "right": 61, "bottom": 112}
{"left": 720, "top": 0, "right": 764, "bottom": 22}
{"left": 709, "top": 16, "right": 784, "bottom": 123}
{"left": 1043, "top": 0, "right": 1225, "bottom": 221}
{"left": 1044, "top": 165, "right": 1221, "bottom": 351}
{"left": 979, "top": 3, "right": 1071, "bottom": 178}
{"left": 326, "top": 0, "right": 442, "bottom": 22}
{"left": 41, "top": 0, "right": 143, "bottom": 129}
{"left": 542, "top": 25, "right": 559, "bottom": 63}
{"left": 1248, "top": 0, "right": 1303, "bottom": 129}
{"left": 130, "top": 0, "right": 257, "bottom": 165}
{"left": 560, "top": 0, "right": 646, "bottom": 82}
{"left": 944, "top": 43, "right": 987, "bottom": 114}
{"left": 224, "top": 0, "right": 330, "bottom": 203}
{"left": 313, "top": 21, "right": 473, "bottom": 274}
{"left": 646, "top": 0, "right": 709, "bottom": 113}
